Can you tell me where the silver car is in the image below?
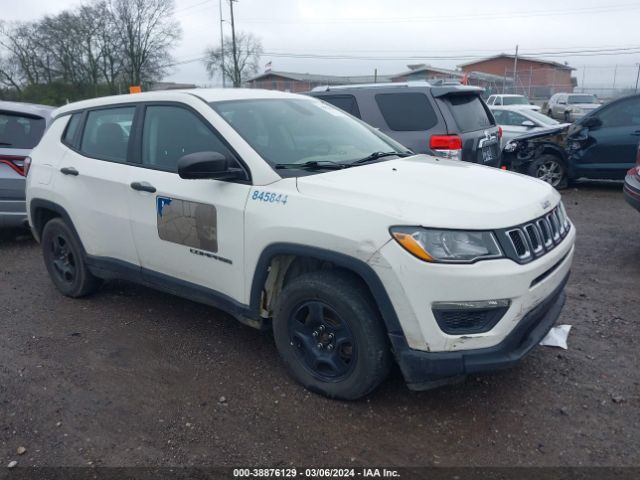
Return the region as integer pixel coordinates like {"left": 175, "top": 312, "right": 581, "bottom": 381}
{"left": 491, "top": 106, "right": 568, "bottom": 145}
{"left": 546, "top": 93, "right": 601, "bottom": 122}
{"left": 0, "top": 101, "right": 54, "bottom": 228}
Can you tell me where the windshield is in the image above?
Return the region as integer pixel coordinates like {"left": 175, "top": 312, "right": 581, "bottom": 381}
{"left": 503, "top": 96, "right": 529, "bottom": 105}
{"left": 525, "top": 110, "right": 560, "bottom": 125}
{"left": 569, "top": 95, "right": 597, "bottom": 104}
{"left": 210, "top": 98, "right": 404, "bottom": 167}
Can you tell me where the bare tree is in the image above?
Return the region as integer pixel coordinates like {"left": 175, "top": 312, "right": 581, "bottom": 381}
{"left": 204, "top": 32, "right": 263, "bottom": 87}
{"left": 108, "top": 0, "right": 181, "bottom": 86}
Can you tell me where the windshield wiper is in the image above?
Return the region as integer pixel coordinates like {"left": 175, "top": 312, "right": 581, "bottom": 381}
{"left": 347, "top": 151, "right": 410, "bottom": 166}
{"left": 274, "top": 160, "right": 346, "bottom": 170}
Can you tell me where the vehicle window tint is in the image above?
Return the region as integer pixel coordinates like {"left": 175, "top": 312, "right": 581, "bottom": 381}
{"left": 502, "top": 111, "right": 528, "bottom": 126}
{"left": 486, "top": 96, "right": 494, "bottom": 105}
{"left": 80, "top": 107, "right": 134, "bottom": 162}
{"left": 492, "top": 110, "right": 505, "bottom": 124}
{"left": 62, "top": 113, "right": 82, "bottom": 147}
{"left": 375, "top": 93, "right": 437, "bottom": 131}
{"left": 446, "top": 94, "right": 493, "bottom": 132}
{"left": 598, "top": 97, "right": 640, "bottom": 128}
{"left": 317, "top": 95, "right": 361, "bottom": 118}
{"left": 494, "top": 97, "right": 502, "bottom": 105}
{"left": 141, "top": 105, "right": 234, "bottom": 172}
{"left": 0, "top": 112, "right": 46, "bottom": 149}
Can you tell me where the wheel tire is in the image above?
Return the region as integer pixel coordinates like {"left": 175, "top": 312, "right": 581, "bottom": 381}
{"left": 41, "top": 218, "right": 101, "bottom": 297}
{"left": 527, "top": 154, "right": 568, "bottom": 189}
{"left": 547, "top": 109, "right": 553, "bottom": 117}
{"left": 273, "top": 270, "right": 391, "bottom": 400}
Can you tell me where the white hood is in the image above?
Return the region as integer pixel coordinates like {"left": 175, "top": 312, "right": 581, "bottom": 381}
{"left": 296, "top": 155, "right": 559, "bottom": 230}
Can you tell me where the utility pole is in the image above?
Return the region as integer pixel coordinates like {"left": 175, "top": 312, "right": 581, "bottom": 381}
{"left": 635, "top": 63, "right": 640, "bottom": 93}
{"left": 512, "top": 44, "right": 519, "bottom": 94}
{"left": 219, "top": 0, "right": 225, "bottom": 87}
{"left": 229, "top": 0, "right": 240, "bottom": 87}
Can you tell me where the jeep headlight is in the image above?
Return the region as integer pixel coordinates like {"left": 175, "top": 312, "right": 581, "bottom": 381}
{"left": 390, "top": 227, "right": 503, "bottom": 263}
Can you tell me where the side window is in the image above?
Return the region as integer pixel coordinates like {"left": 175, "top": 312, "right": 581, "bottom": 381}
{"left": 80, "top": 107, "right": 135, "bottom": 162}
{"left": 141, "top": 105, "right": 235, "bottom": 172}
{"left": 502, "top": 111, "right": 527, "bottom": 126}
{"left": 486, "top": 96, "right": 494, "bottom": 105}
{"left": 375, "top": 93, "right": 438, "bottom": 131}
{"left": 62, "top": 113, "right": 82, "bottom": 147}
{"left": 492, "top": 110, "right": 505, "bottom": 124}
{"left": 599, "top": 98, "right": 640, "bottom": 128}
{"left": 317, "top": 95, "right": 361, "bottom": 118}
{"left": 494, "top": 97, "right": 502, "bottom": 106}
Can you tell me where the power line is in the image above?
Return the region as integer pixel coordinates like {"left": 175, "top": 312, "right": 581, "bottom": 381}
{"left": 236, "top": 3, "right": 640, "bottom": 24}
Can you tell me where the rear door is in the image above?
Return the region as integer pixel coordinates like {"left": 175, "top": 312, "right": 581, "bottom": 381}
{"left": 574, "top": 97, "right": 640, "bottom": 179}
{"left": 435, "top": 92, "right": 501, "bottom": 167}
{"left": 54, "top": 106, "right": 139, "bottom": 264}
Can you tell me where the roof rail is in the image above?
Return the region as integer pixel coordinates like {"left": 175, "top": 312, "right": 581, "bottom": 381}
{"left": 311, "top": 81, "right": 431, "bottom": 92}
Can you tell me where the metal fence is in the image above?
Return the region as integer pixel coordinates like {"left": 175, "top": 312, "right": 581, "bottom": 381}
{"left": 502, "top": 64, "right": 640, "bottom": 101}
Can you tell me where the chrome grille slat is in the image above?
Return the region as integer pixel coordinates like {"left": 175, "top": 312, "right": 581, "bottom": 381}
{"left": 504, "top": 205, "right": 570, "bottom": 262}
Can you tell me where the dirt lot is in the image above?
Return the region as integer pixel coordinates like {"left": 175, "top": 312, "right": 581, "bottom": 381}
{"left": 1, "top": 183, "right": 639, "bottom": 468}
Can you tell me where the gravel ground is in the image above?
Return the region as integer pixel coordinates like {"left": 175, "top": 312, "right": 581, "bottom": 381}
{"left": 1, "top": 183, "right": 639, "bottom": 468}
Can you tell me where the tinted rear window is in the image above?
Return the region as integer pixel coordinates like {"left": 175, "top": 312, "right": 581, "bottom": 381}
{"left": 317, "top": 95, "right": 361, "bottom": 118}
{"left": 0, "top": 111, "right": 46, "bottom": 149}
{"left": 375, "top": 93, "right": 438, "bottom": 131}
{"left": 446, "top": 94, "right": 493, "bottom": 132}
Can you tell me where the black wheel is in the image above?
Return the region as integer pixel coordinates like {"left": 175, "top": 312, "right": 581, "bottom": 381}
{"left": 41, "top": 218, "right": 101, "bottom": 297}
{"left": 273, "top": 270, "right": 391, "bottom": 400}
{"left": 527, "top": 154, "right": 568, "bottom": 189}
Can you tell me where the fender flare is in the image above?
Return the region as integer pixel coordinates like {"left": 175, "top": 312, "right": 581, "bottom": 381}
{"left": 29, "top": 199, "right": 84, "bottom": 249}
{"left": 249, "top": 243, "right": 406, "bottom": 342}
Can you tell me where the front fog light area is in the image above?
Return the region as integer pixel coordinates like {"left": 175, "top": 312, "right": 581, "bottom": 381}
{"left": 390, "top": 227, "right": 503, "bottom": 263}
{"left": 432, "top": 299, "right": 511, "bottom": 334}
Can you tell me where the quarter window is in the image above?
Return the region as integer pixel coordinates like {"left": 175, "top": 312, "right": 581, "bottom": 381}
{"left": 375, "top": 93, "right": 438, "bottom": 131}
{"left": 317, "top": 95, "right": 361, "bottom": 118}
{"left": 141, "top": 105, "right": 234, "bottom": 172}
{"left": 80, "top": 107, "right": 135, "bottom": 162}
{"left": 62, "top": 113, "right": 82, "bottom": 147}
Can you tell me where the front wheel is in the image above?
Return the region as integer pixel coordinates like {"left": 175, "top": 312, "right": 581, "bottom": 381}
{"left": 273, "top": 270, "right": 391, "bottom": 400}
{"left": 527, "top": 154, "right": 567, "bottom": 189}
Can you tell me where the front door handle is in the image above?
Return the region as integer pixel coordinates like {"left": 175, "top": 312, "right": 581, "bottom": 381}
{"left": 60, "top": 167, "right": 79, "bottom": 176}
{"left": 130, "top": 181, "right": 156, "bottom": 193}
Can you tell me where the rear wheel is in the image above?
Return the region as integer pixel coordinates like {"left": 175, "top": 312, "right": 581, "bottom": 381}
{"left": 41, "top": 218, "right": 101, "bottom": 297}
{"left": 273, "top": 270, "right": 391, "bottom": 400}
{"left": 527, "top": 154, "right": 567, "bottom": 189}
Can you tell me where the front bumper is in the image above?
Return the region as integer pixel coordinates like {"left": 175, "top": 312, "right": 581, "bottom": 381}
{"left": 624, "top": 174, "right": 640, "bottom": 213}
{"left": 393, "top": 272, "right": 568, "bottom": 390}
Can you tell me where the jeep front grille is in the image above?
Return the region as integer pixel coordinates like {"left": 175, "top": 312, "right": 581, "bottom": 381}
{"left": 500, "top": 204, "right": 571, "bottom": 263}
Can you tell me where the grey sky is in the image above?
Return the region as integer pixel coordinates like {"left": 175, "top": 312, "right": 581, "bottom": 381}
{"left": 4, "top": 0, "right": 640, "bottom": 88}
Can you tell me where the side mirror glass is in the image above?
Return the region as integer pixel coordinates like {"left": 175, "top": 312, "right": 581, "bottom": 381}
{"left": 177, "top": 151, "right": 246, "bottom": 181}
{"left": 521, "top": 120, "right": 536, "bottom": 128}
{"left": 582, "top": 116, "right": 602, "bottom": 129}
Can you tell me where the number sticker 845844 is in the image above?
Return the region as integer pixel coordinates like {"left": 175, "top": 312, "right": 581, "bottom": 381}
{"left": 251, "top": 190, "right": 288, "bottom": 205}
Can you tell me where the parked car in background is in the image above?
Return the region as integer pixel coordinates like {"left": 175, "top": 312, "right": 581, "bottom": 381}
{"left": 546, "top": 93, "right": 601, "bottom": 122}
{"left": 501, "top": 125, "right": 571, "bottom": 188}
{"left": 308, "top": 82, "right": 501, "bottom": 167}
{"left": 486, "top": 94, "right": 541, "bottom": 111}
{"left": 491, "top": 106, "right": 567, "bottom": 144}
{"left": 0, "top": 101, "right": 54, "bottom": 228}
{"left": 623, "top": 144, "right": 640, "bottom": 214}
{"left": 26, "top": 89, "right": 574, "bottom": 399}
{"left": 566, "top": 93, "right": 640, "bottom": 181}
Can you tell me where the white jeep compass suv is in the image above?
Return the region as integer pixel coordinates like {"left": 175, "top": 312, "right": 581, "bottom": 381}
{"left": 26, "top": 89, "right": 575, "bottom": 399}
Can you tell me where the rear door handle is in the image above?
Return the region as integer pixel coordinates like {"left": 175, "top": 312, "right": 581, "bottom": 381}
{"left": 130, "top": 181, "right": 156, "bottom": 193}
{"left": 60, "top": 167, "right": 79, "bottom": 176}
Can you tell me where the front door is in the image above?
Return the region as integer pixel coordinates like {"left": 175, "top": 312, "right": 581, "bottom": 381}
{"left": 577, "top": 97, "right": 640, "bottom": 179}
{"left": 127, "top": 104, "right": 250, "bottom": 302}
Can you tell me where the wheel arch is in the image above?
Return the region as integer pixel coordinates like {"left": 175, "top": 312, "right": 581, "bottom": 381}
{"left": 250, "top": 243, "right": 405, "bottom": 340}
{"left": 30, "top": 199, "right": 83, "bottom": 251}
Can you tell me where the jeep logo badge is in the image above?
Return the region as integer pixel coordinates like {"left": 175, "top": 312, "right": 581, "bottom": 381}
{"left": 541, "top": 200, "right": 551, "bottom": 210}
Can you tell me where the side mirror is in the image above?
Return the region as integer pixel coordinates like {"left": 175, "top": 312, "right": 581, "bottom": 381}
{"left": 177, "top": 151, "right": 246, "bottom": 181}
{"left": 582, "top": 116, "right": 602, "bottom": 129}
{"left": 521, "top": 120, "right": 536, "bottom": 128}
